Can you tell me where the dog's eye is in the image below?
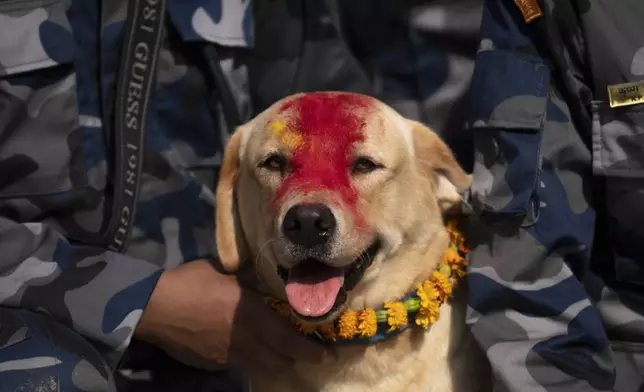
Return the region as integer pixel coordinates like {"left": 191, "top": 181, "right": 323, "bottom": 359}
{"left": 352, "top": 158, "right": 381, "bottom": 174}
{"left": 260, "top": 154, "right": 287, "bottom": 172}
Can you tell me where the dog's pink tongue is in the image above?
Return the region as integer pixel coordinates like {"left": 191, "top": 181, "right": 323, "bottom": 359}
{"left": 285, "top": 262, "right": 344, "bottom": 317}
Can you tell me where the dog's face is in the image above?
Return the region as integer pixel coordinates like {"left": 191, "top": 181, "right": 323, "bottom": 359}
{"left": 216, "top": 92, "right": 469, "bottom": 324}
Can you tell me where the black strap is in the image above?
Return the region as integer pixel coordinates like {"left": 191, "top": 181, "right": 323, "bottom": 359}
{"left": 72, "top": 1, "right": 241, "bottom": 251}
{"left": 69, "top": 0, "right": 165, "bottom": 251}
{"left": 104, "top": 0, "right": 167, "bottom": 252}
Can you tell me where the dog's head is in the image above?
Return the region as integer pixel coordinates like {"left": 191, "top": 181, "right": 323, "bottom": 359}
{"left": 216, "top": 92, "right": 469, "bottom": 324}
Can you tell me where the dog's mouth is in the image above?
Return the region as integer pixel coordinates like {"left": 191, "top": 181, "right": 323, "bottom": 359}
{"left": 276, "top": 240, "right": 381, "bottom": 323}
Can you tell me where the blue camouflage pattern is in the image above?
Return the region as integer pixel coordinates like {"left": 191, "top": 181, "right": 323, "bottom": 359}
{"left": 0, "top": 308, "right": 115, "bottom": 392}
{"left": 250, "top": 0, "right": 483, "bottom": 170}
{"left": 466, "top": 1, "right": 644, "bottom": 391}
{"left": 0, "top": 0, "right": 485, "bottom": 390}
{"left": 340, "top": 0, "right": 483, "bottom": 170}
{"left": 0, "top": 0, "right": 251, "bottom": 390}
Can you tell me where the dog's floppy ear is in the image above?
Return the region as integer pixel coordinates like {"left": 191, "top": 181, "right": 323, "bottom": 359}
{"left": 410, "top": 120, "right": 471, "bottom": 212}
{"left": 215, "top": 129, "right": 249, "bottom": 273}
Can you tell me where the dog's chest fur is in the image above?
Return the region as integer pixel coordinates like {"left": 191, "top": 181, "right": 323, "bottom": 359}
{"left": 249, "top": 298, "right": 490, "bottom": 392}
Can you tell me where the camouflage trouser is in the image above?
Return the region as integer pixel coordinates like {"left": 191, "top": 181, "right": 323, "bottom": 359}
{"left": 0, "top": 307, "right": 116, "bottom": 392}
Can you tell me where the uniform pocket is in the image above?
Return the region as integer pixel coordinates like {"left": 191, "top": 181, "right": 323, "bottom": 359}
{"left": 467, "top": 50, "right": 549, "bottom": 225}
{"left": 0, "top": 0, "right": 84, "bottom": 199}
{"left": 591, "top": 101, "right": 644, "bottom": 286}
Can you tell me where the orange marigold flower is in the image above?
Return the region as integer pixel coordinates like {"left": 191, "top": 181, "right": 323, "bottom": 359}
{"left": 416, "top": 309, "right": 431, "bottom": 329}
{"left": 384, "top": 301, "right": 408, "bottom": 332}
{"left": 432, "top": 271, "right": 453, "bottom": 299}
{"left": 416, "top": 295, "right": 441, "bottom": 329}
{"left": 357, "top": 309, "right": 378, "bottom": 338}
{"left": 441, "top": 247, "right": 461, "bottom": 265}
{"left": 453, "top": 265, "right": 467, "bottom": 278}
{"left": 338, "top": 310, "right": 359, "bottom": 339}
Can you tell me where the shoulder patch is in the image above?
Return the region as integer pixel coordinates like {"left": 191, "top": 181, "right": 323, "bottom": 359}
{"left": 513, "top": 0, "right": 543, "bottom": 23}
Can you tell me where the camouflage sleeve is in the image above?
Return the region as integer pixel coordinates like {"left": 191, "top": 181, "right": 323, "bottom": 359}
{"left": 0, "top": 216, "right": 163, "bottom": 368}
{"left": 465, "top": 1, "right": 616, "bottom": 391}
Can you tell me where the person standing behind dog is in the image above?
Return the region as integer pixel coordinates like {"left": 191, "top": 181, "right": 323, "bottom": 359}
{"left": 466, "top": 1, "right": 644, "bottom": 391}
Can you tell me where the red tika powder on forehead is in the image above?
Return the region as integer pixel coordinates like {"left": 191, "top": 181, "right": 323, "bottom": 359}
{"left": 274, "top": 92, "right": 372, "bottom": 210}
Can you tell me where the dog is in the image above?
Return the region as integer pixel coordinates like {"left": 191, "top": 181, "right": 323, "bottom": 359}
{"left": 215, "top": 92, "right": 491, "bottom": 392}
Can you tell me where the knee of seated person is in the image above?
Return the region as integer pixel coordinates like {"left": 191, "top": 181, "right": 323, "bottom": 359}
{"left": 0, "top": 307, "right": 116, "bottom": 392}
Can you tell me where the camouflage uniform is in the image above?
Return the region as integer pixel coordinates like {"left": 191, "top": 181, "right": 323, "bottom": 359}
{"left": 0, "top": 0, "right": 251, "bottom": 391}
{"left": 466, "top": 1, "right": 644, "bottom": 391}
{"left": 0, "top": 0, "right": 482, "bottom": 391}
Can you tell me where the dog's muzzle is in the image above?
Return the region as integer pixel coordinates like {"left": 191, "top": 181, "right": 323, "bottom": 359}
{"left": 277, "top": 239, "right": 381, "bottom": 324}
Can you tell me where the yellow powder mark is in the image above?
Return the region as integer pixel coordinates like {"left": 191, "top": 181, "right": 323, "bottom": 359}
{"left": 269, "top": 121, "right": 304, "bottom": 149}
{"left": 269, "top": 120, "right": 287, "bottom": 135}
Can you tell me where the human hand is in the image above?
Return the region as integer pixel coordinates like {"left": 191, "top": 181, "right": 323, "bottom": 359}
{"left": 135, "top": 259, "right": 331, "bottom": 373}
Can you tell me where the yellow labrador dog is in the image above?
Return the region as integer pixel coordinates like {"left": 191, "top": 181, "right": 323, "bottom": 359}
{"left": 215, "top": 92, "right": 490, "bottom": 392}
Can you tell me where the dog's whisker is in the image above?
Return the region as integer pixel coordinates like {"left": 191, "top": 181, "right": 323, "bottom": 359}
{"left": 254, "top": 239, "right": 277, "bottom": 281}
{"left": 357, "top": 252, "right": 369, "bottom": 267}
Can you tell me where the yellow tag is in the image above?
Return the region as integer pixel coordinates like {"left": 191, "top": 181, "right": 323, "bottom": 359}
{"left": 607, "top": 81, "right": 644, "bottom": 108}
{"left": 513, "top": 0, "right": 543, "bottom": 23}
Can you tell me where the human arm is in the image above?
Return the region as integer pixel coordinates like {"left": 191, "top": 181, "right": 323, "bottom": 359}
{"left": 0, "top": 216, "right": 330, "bottom": 372}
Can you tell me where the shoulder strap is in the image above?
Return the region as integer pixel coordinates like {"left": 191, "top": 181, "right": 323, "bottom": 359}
{"left": 105, "top": 0, "right": 167, "bottom": 251}
{"left": 67, "top": 0, "right": 167, "bottom": 252}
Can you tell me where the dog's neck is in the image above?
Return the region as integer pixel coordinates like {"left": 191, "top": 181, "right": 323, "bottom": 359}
{"left": 266, "top": 218, "right": 468, "bottom": 346}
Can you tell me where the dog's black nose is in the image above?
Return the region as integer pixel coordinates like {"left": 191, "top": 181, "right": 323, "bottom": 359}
{"left": 282, "top": 203, "right": 336, "bottom": 248}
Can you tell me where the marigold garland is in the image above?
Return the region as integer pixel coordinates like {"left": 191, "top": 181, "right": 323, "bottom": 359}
{"left": 266, "top": 219, "right": 469, "bottom": 342}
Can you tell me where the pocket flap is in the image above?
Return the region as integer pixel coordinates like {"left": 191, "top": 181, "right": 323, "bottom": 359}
{"left": 0, "top": 0, "right": 77, "bottom": 77}
{"left": 467, "top": 50, "right": 550, "bottom": 220}
{"left": 469, "top": 50, "right": 549, "bottom": 131}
